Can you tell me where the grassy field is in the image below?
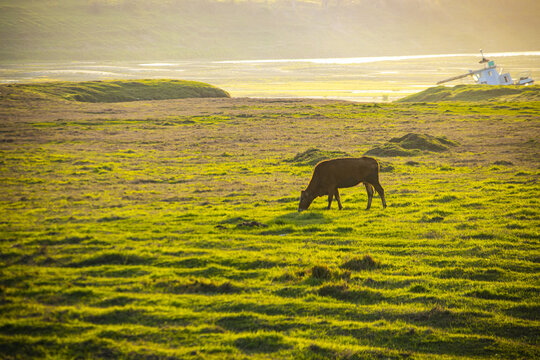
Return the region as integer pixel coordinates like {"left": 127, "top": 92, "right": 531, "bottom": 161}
{"left": 0, "top": 84, "right": 539, "bottom": 359}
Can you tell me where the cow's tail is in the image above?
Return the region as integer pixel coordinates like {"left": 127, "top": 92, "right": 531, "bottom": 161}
{"left": 368, "top": 158, "right": 386, "bottom": 208}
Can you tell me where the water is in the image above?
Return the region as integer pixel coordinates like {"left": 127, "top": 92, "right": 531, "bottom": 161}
{"left": 1, "top": 52, "right": 539, "bottom": 102}
{"left": 215, "top": 51, "right": 540, "bottom": 65}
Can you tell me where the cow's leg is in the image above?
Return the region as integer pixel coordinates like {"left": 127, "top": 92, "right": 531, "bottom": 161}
{"left": 364, "top": 182, "right": 374, "bottom": 210}
{"left": 327, "top": 193, "right": 333, "bottom": 210}
{"left": 371, "top": 181, "right": 386, "bottom": 209}
{"left": 334, "top": 188, "right": 343, "bottom": 210}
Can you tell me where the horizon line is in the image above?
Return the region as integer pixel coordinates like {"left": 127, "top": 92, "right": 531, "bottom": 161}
{"left": 215, "top": 51, "right": 540, "bottom": 65}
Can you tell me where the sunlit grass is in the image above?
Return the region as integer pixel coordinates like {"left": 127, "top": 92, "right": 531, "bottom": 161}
{"left": 0, "top": 91, "right": 539, "bottom": 359}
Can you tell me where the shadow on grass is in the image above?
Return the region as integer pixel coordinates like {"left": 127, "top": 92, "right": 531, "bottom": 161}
{"left": 272, "top": 211, "right": 331, "bottom": 227}
{"left": 0, "top": 337, "right": 121, "bottom": 360}
{"left": 233, "top": 333, "right": 292, "bottom": 353}
{"left": 36, "top": 288, "right": 96, "bottom": 305}
{"left": 208, "top": 301, "right": 538, "bottom": 343}
{"left": 96, "top": 296, "right": 136, "bottom": 308}
{"left": 436, "top": 267, "right": 506, "bottom": 281}
{"left": 32, "top": 235, "right": 93, "bottom": 246}
{"left": 67, "top": 252, "right": 152, "bottom": 267}
{"left": 85, "top": 308, "right": 194, "bottom": 327}
{"left": 317, "top": 284, "right": 383, "bottom": 304}
{"left": 0, "top": 322, "right": 89, "bottom": 337}
{"left": 216, "top": 314, "right": 296, "bottom": 333}
{"left": 300, "top": 343, "right": 411, "bottom": 360}
{"left": 154, "top": 278, "right": 240, "bottom": 294}
{"left": 505, "top": 304, "right": 540, "bottom": 321}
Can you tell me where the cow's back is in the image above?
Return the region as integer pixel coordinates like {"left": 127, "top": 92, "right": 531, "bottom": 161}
{"left": 313, "top": 157, "right": 379, "bottom": 189}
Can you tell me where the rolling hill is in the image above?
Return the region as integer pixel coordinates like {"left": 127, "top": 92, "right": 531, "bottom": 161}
{"left": 397, "top": 85, "right": 540, "bottom": 102}
{"left": 0, "top": 79, "right": 230, "bottom": 102}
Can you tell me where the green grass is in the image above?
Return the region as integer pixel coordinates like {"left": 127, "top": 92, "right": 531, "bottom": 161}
{"left": 398, "top": 85, "right": 540, "bottom": 102}
{"left": 1, "top": 79, "right": 230, "bottom": 102}
{"left": 0, "top": 90, "right": 539, "bottom": 359}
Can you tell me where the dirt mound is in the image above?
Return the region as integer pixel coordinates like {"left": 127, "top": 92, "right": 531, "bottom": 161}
{"left": 390, "top": 133, "right": 458, "bottom": 152}
{"left": 287, "top": 148, "right": 351, "bottom": 166}
{"left": 365, "top": 144, "right": 420, "bottom": 157}
{"left": 365, "top": 133, "right": 458, "bottom": 157}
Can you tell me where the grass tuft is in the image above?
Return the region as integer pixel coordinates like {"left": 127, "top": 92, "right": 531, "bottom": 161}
{"left": 310, "top": 265, "right": 334, "bottom": 280}
{"left": 340, "top": 255, "right": 380, "bottom": 271}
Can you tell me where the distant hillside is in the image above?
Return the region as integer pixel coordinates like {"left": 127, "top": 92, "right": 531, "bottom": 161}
{"left": 397, "top": 85, "right": 540, "bottom": 102}
{"left": 0, "top": 0, "right": 538, "bottom": 61}
{"left": 1, "top": 80, "right": 230, "bottom": 102}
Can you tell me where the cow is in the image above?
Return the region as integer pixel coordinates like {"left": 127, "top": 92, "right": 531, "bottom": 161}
{"left": 298, "top": 157, "right": 386, "bottom": 212}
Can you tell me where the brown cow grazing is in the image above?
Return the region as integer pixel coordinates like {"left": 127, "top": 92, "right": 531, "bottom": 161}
{"left": 298, "top": 157, "right": 386, "bottom": 212}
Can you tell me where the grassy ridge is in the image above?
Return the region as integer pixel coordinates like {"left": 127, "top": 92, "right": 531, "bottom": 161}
{"left": 1, "top": 80, "right": 230, "bottom": 103}
{"left": 0, "top": 93, "right": 539, "bottom": 359}
{"left": 397, "top": 84, "right": 540, "bottom": 102}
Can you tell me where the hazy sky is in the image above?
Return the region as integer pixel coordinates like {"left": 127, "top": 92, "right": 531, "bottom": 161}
{"left": 0, "top": 0, "right": 538, "bottom": 61}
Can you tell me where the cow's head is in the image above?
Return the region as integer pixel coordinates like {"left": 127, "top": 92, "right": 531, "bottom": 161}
{"left": 298, "top": 190, "right": 314, "bottom": 212}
